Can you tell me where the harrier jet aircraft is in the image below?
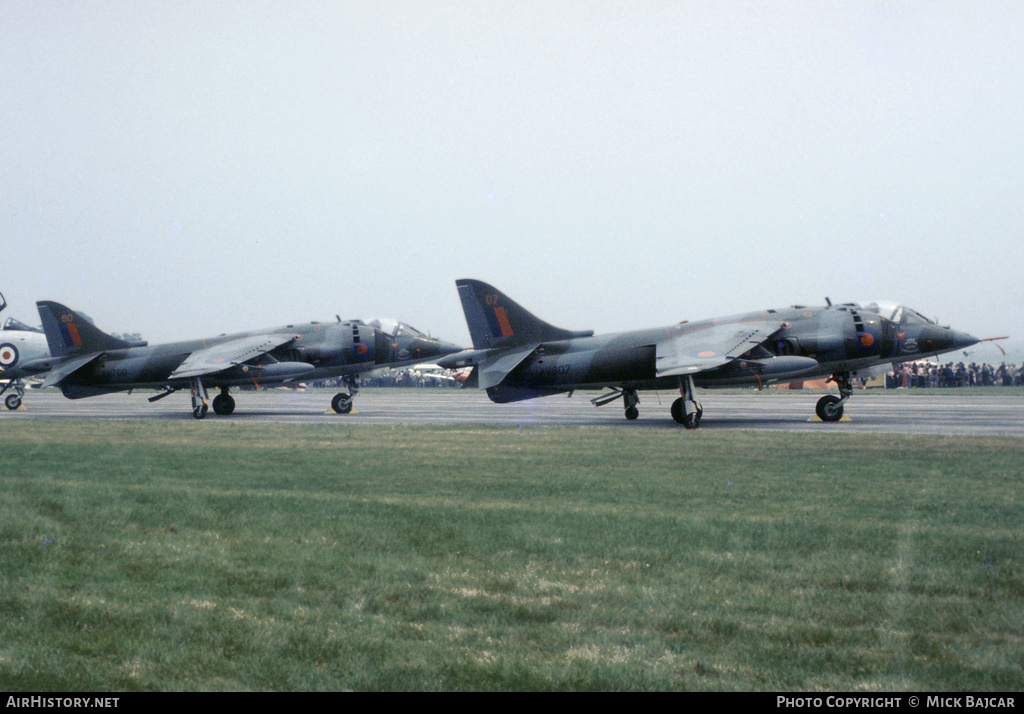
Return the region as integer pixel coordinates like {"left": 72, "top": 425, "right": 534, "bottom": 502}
{"left": 437, "top": 279, "right": 982, "bottom": 428}
{"left": 0, "top": 293, "right": 51, "bottom": 410}
{"left": 1, "top": 300, "right": 461, "bottom": 418}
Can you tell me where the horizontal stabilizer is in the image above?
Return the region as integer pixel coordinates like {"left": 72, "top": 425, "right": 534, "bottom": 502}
{"left": 41, "top": 353, "right": 105, "bottom": 389}
{"left": 476, "top": 344, "right": 539, "bottom": 390}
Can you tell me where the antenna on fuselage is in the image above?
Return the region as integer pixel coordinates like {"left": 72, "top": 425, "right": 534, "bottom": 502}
{"left": 825, "top": 297, "right": 832, "bottom": 306}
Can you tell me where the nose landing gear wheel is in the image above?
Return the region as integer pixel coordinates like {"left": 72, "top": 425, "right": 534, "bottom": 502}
{"left": 815, "top": 394, "right": 844, "bottom": 422}
{"left": 331, "top": 393, "right": 353, "bottom": 414}
{"left": 5, "top": 393, "right": 22, "bottom": 410}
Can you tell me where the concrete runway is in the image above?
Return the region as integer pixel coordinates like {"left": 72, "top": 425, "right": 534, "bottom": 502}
{"left": 4, "top": 388, "right": 1023, "bottom": 436}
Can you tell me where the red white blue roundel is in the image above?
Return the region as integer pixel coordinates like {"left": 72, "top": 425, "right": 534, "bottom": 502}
{"left": 0, "top": 343, "right": 19, "bottom": 368}
{"left": 856, "top": 329, "right": 879, "bottom": 352}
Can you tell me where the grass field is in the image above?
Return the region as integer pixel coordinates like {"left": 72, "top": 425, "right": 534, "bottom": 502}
{"left": 1, "top": 420, "right": 1021, "bottom": 691}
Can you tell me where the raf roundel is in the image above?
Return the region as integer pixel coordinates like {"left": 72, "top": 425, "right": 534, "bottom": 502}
{"left": 857, "top": 331, "right": 877, "bottom": 351}
{"left": 0, "top": 343, "right": 19, "bottom": 367}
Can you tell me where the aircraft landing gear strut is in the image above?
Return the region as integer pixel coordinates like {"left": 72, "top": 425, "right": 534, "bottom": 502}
{"left": 213, "top": 387, "right": 236, "bottom": 416}
{"left": 590, "top": 386, "right": 641, "bottom": 420}
{"left": 190, "top": 377, "right": 209, "bottom": 420}
{"left": 816, "top": 371, "right": 852, "bottom": 422}
{"left": 671, "top": 375, "right": 703, "bottom": 429}
{"left": 331, "top": 374, "right": 358, "bottom": 414}
{"left": 623, "top": 388, "right": 639, "bottom": 420}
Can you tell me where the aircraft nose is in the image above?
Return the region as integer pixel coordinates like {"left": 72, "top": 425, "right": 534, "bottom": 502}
{"left": 411, "top": 337, "right": 463, "bottom": 360}
{"left": 919, "top": 327, "right": 979, "bottom": 354}
{"left": 433, "top": 338, "right": 464, "bottom": 358}
{"left": 948, "top": 330, "right": 980, "bottom": 352}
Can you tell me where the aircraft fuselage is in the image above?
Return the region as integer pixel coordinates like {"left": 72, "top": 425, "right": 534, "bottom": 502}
{"left": 458, "top": 304, "right": 975, "bottom": 403}
{"left": 14, "top": 318, "right": 456, "bottom": 398}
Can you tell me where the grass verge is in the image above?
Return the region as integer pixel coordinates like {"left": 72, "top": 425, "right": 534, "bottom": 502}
{"left": 1, "top": 421, "right": 1021, "bottom": 691}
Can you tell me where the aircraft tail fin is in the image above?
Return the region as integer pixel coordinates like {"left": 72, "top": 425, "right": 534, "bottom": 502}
{"left": 455, "top": 279, "right": 593, "bottom": 349}
{"left": 37, "top": 301, "right": 133, "bottom": 357}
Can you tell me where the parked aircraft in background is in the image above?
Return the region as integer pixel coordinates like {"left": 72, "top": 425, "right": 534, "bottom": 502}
{"left": 0, "top": 300, "right": 461, "bottom": 418}
{"left": 0, "top": 292, "right": 51, "bottom": 410}
{"left": 437, "top": 279, "right": 983, "bottom": 428}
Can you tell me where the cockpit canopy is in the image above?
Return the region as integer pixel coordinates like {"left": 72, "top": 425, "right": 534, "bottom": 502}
{"left": 367, "top": 318, "right": 428, "bottom": 339}
{"left": 2, "top": 317, "right": 43, "bottom": 333}
{"left": 861, "top": 302, "right": 935, "bottom": 326}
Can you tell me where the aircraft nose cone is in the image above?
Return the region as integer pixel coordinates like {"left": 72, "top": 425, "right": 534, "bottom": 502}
{"left": 949, "top": 330, "right": 980, "bottom": 352}
{"left": 919, "top": 327, "right": 979, "bottom": 354}
{"left": 412, "top": 337, "right": 463, "bottom": 360}
{"left": 434, "top": 339, "right": 464, "bottom": 358}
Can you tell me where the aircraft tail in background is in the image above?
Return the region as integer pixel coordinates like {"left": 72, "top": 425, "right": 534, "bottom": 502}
{"left": 455, "top": 279, "right": 593, "bottom": 350}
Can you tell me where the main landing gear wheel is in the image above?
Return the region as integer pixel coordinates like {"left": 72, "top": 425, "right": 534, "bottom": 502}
{"left": 331, "top": 393, "right": 353, "bottom": 414}
{"left": 672, "top": 375, "right": 703, "bottom": 429}
{"left": 213, "top": 393, "right": 236, "bottom": 416}
{"left": 815, "top": 394, "right": 843, "bottom": 422}
{"left": 5, "top": 393, "right": 22, "bottom": 410}
{"left": 625, "top": 406, "right": 639, "bottom": 420}
{"left": 671, "top": 398, "right": 703, "bottom": 429}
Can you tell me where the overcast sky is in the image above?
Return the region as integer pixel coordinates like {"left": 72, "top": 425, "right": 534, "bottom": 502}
{"left": 3, "top": 1, "right": 1022, "bottom": 361}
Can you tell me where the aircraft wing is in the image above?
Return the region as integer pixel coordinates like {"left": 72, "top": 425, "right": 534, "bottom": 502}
{"left": 655, "top": 321, "right": 785, "bottom": 378}
{"left": 168, "top": 334, "right": 297, "bottom": 380}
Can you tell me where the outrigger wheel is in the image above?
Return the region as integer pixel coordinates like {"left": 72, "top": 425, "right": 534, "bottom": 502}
{"left": 190, "top": 377, "right": 209, "bottom": 420}
{"left": 623, "top": 388, "right": 639, "bottom": 421}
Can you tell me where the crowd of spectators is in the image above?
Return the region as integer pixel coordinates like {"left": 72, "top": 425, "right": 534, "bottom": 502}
{"left": 887, "top": 362, "right": 1024, "bottom": 388}
{"left": 314, "top": 367, "right": 462, "bottom": 389}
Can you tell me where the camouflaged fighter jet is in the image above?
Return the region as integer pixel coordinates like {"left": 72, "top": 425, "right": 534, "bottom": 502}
{"left": 1, "top": 300, "right": 461, "bottom": 419}
{"left": 0, "top": 292, "right": 51, "bottom": 410}
{"left": 436, "top": 279, "right": 983, "bottom": 428}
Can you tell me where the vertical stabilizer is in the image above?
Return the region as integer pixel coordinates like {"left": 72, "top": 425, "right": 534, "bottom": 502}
{"left": 455, "top": 279, "right": 593, "bottom": 349}
{"left": 37, "top": 301, "right": 133, "bottom": 357}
